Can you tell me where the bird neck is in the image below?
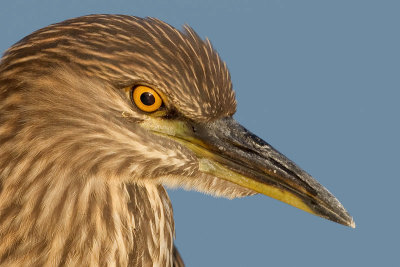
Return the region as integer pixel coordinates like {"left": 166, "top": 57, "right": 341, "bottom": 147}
{"left": 0, "top": 166, "right": 175, "bottom": 266}
{"left": 125, "top": 182, "right": 176, "bottom": 266}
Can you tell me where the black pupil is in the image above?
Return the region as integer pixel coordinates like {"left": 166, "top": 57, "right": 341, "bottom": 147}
{"left": 140, "top": 92, "right": 155, "bottom": 106}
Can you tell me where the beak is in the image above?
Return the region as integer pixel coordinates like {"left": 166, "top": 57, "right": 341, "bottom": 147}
{"left": 140, "top": 116, "right": 355, "bottom": 228}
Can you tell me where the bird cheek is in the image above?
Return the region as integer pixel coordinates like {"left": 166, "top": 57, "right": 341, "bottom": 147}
{"left": 125, "top": 140, "right": 199, "bottom": 183}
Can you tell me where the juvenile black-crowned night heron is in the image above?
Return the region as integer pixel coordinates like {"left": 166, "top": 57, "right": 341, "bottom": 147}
{"left": 0, "top": 15, "right": 354, "bottom": 266}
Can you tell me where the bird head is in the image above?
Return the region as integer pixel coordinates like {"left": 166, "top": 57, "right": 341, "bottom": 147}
{"left": 0, "top": 15, "right": 354, "bottom": 227}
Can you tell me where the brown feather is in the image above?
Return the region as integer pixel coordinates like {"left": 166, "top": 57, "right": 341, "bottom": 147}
{"left": 0, "top": 15, "right": 254, "bottom": 266}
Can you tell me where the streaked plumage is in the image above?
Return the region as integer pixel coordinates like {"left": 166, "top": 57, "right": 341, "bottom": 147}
{"left": 0, "top": 15, "right": 354, "bottom": 266}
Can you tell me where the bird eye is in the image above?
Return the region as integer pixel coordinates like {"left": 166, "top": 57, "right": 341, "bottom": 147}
{"left": 132, "top": 85, "right": 162, "bottom": 112}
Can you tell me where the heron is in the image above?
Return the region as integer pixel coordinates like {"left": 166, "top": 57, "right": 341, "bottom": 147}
{"left": 0, "top": 14, "right": 354, "bottom": 266}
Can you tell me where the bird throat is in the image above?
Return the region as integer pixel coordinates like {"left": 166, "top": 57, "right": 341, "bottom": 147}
{"left": 0, "top": 166, "right": 175, "bottom": 266}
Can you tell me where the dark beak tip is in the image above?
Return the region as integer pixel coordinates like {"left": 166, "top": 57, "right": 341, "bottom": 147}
{"left": 349, "top": 218, "right": 356, "bottom": 228}
{"left": 331, "top": 207, "right": 356, "bottom": 228}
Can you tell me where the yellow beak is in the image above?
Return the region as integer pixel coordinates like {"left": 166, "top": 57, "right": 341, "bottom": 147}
{"left": 141, "top": 116, "right": 355, "bottom": 228}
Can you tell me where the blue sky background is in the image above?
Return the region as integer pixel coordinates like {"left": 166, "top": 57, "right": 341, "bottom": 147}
{"left": 1, "top": 1, "right": 398, "bottom": 266}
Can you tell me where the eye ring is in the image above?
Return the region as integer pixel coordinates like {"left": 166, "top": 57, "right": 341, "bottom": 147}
{"left": 132, "top": 85, "right": 162, "bottom": 112}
